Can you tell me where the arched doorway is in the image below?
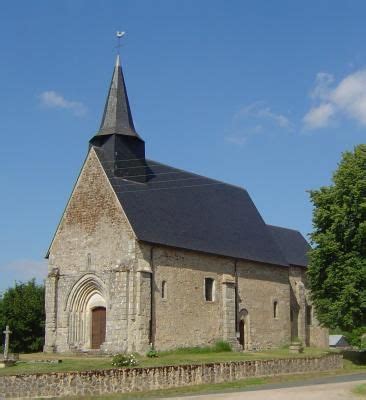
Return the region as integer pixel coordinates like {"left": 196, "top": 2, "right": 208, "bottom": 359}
{"left": 66, "top": 274, "right": 107, "bottom": 350}
{"left": 238, "top": 308, "right": 250, "bottom": 350}
{"left": 91, "top": 307, "right": 106, "bottom": 349}
{"left": 239, "top": 319, "right": 245, "bottom": 347}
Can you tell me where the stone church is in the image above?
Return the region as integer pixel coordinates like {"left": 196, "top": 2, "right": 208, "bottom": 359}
{"left": 44, "top": 54, "right": 328, "bottom": 354}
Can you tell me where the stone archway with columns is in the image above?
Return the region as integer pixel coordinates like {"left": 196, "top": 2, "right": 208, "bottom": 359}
{"left": 65, "top": 274, "right": 108, "bottom": 351}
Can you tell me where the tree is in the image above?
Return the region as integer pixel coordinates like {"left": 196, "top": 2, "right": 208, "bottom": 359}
{"left": 308, "top": 144, "right": 366, "bottom": 338}
{"left": 0, "top": 279, "right": 45, "bottom": 353}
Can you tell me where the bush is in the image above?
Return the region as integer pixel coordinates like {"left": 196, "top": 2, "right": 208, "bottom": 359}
{"left": 213, "top": 340, "right": 232, "bottom": 352}
{"left": 361, "top": 335, "right": 366, "bottom": 349}
{"left": 111, "top": 354, "right": 138, "bottom": 367}
{"left": 344, "top": 327, "right": 366, "bottom": 348}
{"left": 342, "top": 349, "right": 366, "bottom": 365}
{"left": 146, "top": 343, "right": 158, "bottom": 358}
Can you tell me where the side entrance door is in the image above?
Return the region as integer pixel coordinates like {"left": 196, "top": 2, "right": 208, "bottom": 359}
{"left": 239, "top": 319, "right": 245, "bottom": 348}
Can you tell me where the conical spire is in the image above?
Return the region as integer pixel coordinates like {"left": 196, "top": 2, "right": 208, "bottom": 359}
{"left": 97, "top": 55, "right": 139, "bottom": 138}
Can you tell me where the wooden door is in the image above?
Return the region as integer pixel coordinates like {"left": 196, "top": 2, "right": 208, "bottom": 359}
{"left": 91, "top": 307, "right": 106, "bottom": 349}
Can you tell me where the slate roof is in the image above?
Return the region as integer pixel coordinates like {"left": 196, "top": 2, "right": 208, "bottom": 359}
{"left": 97, "top": 55, "right": 140, "bottom": 138}
{"left": 267, "top": 224, "right": 310, "bottom": 267}
{"left": 95, "top": 147, "right": 296, "bottom": 267}
{"left": 45, "top": 55, "right": 311, "bottom": 268}
{"left": 46, "top": 56, "right": 311, "bottom": 268}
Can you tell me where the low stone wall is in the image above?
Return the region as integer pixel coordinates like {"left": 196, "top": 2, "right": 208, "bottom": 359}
{"left": 0, "top": 354, "right": 342, "bottom": 399}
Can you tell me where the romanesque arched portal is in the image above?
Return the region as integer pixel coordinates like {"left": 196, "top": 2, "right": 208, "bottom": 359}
{"left": 66, "top": 274, "right": 107, "bottom": 350}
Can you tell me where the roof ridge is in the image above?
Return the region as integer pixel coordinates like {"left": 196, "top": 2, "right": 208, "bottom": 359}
{"left": 145, "top": 158, "right": 249, "bottom": 192}
{"left": 267, "top": 224, "right": 303, "bottom": 234}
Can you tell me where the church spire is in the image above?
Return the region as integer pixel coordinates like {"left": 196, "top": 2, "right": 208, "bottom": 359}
{"left": 96, "top": 54, "right": 140, "bottom": 138}
{"left": 90, "top": 48, "right": 148, "bottom": 183}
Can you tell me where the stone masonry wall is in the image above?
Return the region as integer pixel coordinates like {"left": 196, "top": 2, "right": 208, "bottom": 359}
{"left": 45, "top": 148, "right": 137, "bottom": 353}
{"left": 236, "top": 260, "right": 291, "bottom": 350}
{"left": 48, "top": 148, "right": 136, "bottom": 274}
{"left": 0, "top": 354, "right": 342, "bottom": 399}
{"left": 289, "top": 266, "right": 329, "bottom": 348}
{"left": 138, "top": 244, "right": 293, "bottom": 351}
{"left": 139, "top": 244, "right": 235, "bottom": 350}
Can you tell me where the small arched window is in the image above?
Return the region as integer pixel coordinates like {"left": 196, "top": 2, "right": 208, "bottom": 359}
{"left": 161, "top": 280, "right": 167, "bottom": 299}
{"left": 273, "top": 301, "right": 278, "bottom": 318}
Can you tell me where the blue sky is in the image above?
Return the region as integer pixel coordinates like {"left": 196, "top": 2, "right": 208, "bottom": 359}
{"left": 1, "top": 1, "right": 366, "bottom": 292}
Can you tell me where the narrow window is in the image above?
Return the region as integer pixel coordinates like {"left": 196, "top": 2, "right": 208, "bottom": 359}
{"left": 205, "top": 278, "right": 215, "bottom": 302}
{"left": 161, "top": 280, "right": 167, "bottom": 299}
{"left": 273, "top": 301, "right": 278, "bottom": 318}
{"left": 87, "top": 253, "right": 91, "bottom": 269}
{"left": 290, "top": 309, "right": 293, "bottom": 322}
{"left": 306, "top": 305, "right": 312, "bottom": 325}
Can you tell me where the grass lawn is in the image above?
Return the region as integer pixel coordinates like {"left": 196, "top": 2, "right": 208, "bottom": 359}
{"left": 0, "top": 347, "right": 365, "bottom": 399}
{"left": 353, "top": 383, "right": 366, "bottom": 397}
{"left": 0, "top": 347, "right": 333, "bottom": 376}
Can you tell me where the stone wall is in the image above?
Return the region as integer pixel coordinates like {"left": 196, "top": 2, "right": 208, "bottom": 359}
{"left": 289, "top": 266, "right": 329, "bottom": 348}
{"left": 47, "top": 148, "right": 136, "bottom": 275}
{"left": 236, "top": 260, "right": 291, "bottom": 350}
{"left": 0, "top": 354, "right": 342, "bottom": 399}
{"left": 148, "top": 245, "right": 234, "bottom": 350}
{"left": 45, "top": 148, "right": 137, "bottom": 353}
{"left": 137, "top": 244, "right": 296, "bottom": 352}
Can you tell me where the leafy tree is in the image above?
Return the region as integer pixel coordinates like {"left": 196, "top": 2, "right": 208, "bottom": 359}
{"left": 0, "top": 279, "right": 45, "bottom": 353}
{"left": 308, "top": 144, "right": 366, "bottom": 337}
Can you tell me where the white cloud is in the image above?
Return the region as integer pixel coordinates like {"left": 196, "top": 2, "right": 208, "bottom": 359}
{"left": 39, "top": 90, "right": 87, "bottom": 116}
{"left": 310, "top": 72, "right": 334, "bottom": 100}
{"left": 303, "top": 103, "right": 335, "bottom": 129}
{"left": 237, "top": 103, "right": 291, "bottom": 128}
{"left": 225, "top": 103, "right": 291, "bottom": 145}
{"left": 304, "top": 69, "right": 366, "bottom": 129}
{"left": 330, "top": 70, "right": 366, "bottom": 125}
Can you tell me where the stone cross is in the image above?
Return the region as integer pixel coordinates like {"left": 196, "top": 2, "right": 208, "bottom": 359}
{"left": 3, "top": 325, "right": 12, "bottom": 360}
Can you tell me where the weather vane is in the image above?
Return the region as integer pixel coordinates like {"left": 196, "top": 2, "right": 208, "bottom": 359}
{"left": 116, "top": 31, "right": 126, "bottom": 55}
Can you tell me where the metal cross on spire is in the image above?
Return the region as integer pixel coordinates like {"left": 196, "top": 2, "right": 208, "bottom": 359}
{"left": 116, "top": 31, "right": 126, "bottom": 55}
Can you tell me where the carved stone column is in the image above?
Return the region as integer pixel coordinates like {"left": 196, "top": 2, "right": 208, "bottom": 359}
{"left": 296, "top": 281, "right": 306, "bottom": 344}
{"left": 135, "top": 261, "right": 152, "bottom": 354}
{"left": 222, "top": 274, "right": 240, "bottom": 350}
{"left": 44, "top": 267, "right": 59, "bottom": 352}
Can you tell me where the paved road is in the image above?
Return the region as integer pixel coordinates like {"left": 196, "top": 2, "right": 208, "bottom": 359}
{"left": 164, "top": 373, "right": 366, "bottom": 400}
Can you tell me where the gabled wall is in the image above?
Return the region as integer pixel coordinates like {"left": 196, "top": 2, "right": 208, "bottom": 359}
{"left": 44, "top": 148, "right": 138, "bottom": 353}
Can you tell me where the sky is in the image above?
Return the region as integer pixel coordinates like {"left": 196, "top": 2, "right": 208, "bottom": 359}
{"left": 1, "top": 0, "right": 366, "bottom": 292}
